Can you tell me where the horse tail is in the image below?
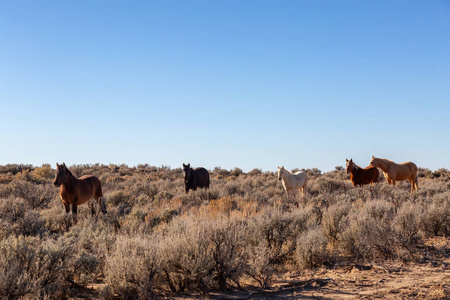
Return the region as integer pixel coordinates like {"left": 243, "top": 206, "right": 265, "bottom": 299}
{"left": 303, "top": 175, "right": 308, "bottom": 194}
{"left": 415, "top": 173, "right": 419, "bottom": 190}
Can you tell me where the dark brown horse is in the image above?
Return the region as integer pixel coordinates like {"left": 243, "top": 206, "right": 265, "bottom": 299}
{"left": 346, "top": 159, "right": 380, "bottom": 187}
{"left": 182, "top": 163, "right": 210, "bottom": 194}
{"left": 54, "top": 163, "right": 106, "bottom": 215}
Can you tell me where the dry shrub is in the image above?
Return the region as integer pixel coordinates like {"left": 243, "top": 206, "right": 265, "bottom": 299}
{"left": 207, "top": 197, "right": 234, "bottom": 217}
{"left": 0, "top": 180, "right": 55, "bottom": 209}
{"left": 65, "top": 219, "right": 116, "bottom": 287}
{"left": 295, "top": 227, "right": 328, "bottom": 269}
{"left": 222, "top": 182, "right": 244, "bottom": 197}
{"left": 0, "top": 235, "right": 75, "bottom": 299}
{"left": 248, "top": 168, "right": 262, "bottom": 176}
{"left": 341, "top": 199, "right": 423, "bottom": 260}
{"left": 0, "top": 197, "right": 46, "bottom": 237}
{"left": 106, "top": 190, "right": 133, "bottom": 216}
{"left": 32, "top": 164, "right": 54, "bottom": 183}
{"left": 340, "top": 200, "right": 397, "bottom": 260}
{"left": 308, "top": 176, "right": 348, "bottom": 195}
{"left": 42, "top": 206, "right": 75, "bottom": 234}
{"left": 245, "top": 240, "right": 273, "bottom": 288}
{"left": 248, "top": 207, "right": 309, "bottom": 264}
{"left": 157, "top": 217, "right": 214, "bottom": 296}
{"left": 104, "top": 235, "right": 159, "bottom": 299}
{"left": 206, "top": 217, "right": 247, "bottom": 291}
{"left": 393, "top": 202, "right": 422, "bottom": 253}
{"left": 421, "top": 200, "right": 450, "bottom": 236}
{"left": 322, "top": 201, "right": 351, "bottom": 245}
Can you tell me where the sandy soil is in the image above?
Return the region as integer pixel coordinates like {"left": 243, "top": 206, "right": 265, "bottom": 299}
{"left": 71, "top": 236, "right": 449, "bottom": 299}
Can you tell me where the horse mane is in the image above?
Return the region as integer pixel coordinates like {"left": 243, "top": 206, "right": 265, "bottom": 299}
{"left": 63, "top": 166, "right": 76, "bottom": 179}
{"left": 282, "top": 168, "right": 292, "bottom": 175}
{"left": 279, "top": 167, "right": 293, "bottom": 175}
{"left": 350, "top": 161, "right": 359, "bottom": 173}
{"left": 374, "top": 157, "right": 394, "bottom": 163}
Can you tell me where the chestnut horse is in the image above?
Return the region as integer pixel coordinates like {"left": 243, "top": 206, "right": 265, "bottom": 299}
{"left": 53, "top": 163, "right": 106, "bottom": 215}
{"left": 346, "top": 158, "right": 379, "bottom": 187}
{"left": 369, "top": 156, "right": 418, "bottom": 192}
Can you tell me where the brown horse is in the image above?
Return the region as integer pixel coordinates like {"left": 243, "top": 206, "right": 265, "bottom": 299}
{"left": 183, "top": 163, "right": 210, "bottom": 194}
{"left": 346, "top": 158, "right": 379, "bottom": 187}
{"left": 369, "top": 156, "right": 418, "bottom": 192}
{"left": 53, "top": 163, "right": 106, "bottom": 215}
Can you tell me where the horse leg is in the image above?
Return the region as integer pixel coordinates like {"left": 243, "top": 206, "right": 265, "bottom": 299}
{"left": 407, "top": 178, "right": 414, "bottom": 193}
{"left": 296, "top": 189, "right": 301, "bottom": 208}
{"left": 70, "top": 203, "right": 78, "bottom": 223}
{"left": 383, "top": 172, "right": 391, "bottom": 185}
{"left": 63, "top": 201, "right": 70, "bottom": 213}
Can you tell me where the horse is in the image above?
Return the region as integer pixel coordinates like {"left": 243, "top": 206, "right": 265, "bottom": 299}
{"left": 369, "top": 156, "right": 418, "bottom": 192}
{"left": 183, "top": 163, "right": 210, "bottom": 194}
{"left": 346, "top": 158, "right": 380, "bottom": 187}
{"left": 277, "top": 166, "right": 308, "bottom": 205}
{"left": 53, "top": 163, "right": 106, "bottom": 216}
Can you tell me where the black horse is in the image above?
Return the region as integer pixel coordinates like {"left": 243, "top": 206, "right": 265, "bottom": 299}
{"left": 183, "top": 163, "right": 210, "bottom": 194}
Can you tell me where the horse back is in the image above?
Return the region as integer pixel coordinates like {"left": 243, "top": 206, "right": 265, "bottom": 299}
{"left": 394, "top": 162, "right": 417, "bottom": 179}
{"left": 352, "top": 166, "right": 379, "bottom": 185}
{"left": 401, "top": 161, "right": 417, "bottom": 170}
{"left": 194, "top": 167, "right": 210, "bottom": 187}
{"left": 290, "top": 171, "right": 308, "bottom": 187}
{"left": 292, "top": 171, "right": 307, "bottom": 180}
{"left": 78, "top": 175, "right": 103, "bottom": 198}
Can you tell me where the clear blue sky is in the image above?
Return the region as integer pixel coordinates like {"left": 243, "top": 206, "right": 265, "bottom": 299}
{"left": 1, "top": 1, "right": 449, "bottom": 172}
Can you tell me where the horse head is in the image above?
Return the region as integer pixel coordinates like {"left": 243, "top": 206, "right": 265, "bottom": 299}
{"left": 369, "top": 156, "right": 377, "bottom": 167}
{"left": 182, "top": 163, "right": 191, "bottom": 183}
{"left": 346, "top": 159, "right": 354, "bottom": 174}
{"left": 54, "top": 163, "right": 68, "bottom": 187}
{"left": 277, "top": 166, "right": 285, "bottom": 181}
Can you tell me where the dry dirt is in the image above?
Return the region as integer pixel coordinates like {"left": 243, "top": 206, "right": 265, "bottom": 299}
{"left": 71, "top": 236, "right": 450, "bottom": 299}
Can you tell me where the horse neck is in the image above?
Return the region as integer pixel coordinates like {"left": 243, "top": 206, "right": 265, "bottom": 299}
{"left": 62, "top": 171, "right": 77, "bottom": 190}
{"left": 188, "top": 168, "right": 195, "bottom": 182}
{"left": 280, "top": 169, "right": 291, "bottom": 181}
{"left": 350, "top": 163, "right": 359, "bottom": 174}
{"left": 374, "top": 159, "right": 389, "bottom": 171}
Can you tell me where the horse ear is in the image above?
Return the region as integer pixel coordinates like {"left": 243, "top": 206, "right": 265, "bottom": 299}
{"left": 187, "top": 163, "right": 190, "bottom": 168}
{"left": 183, "top": 163, "right": 186, "bottom": 167}
{"left": 346, "top": 159, "right": 348, "bottom": 162}
{"left": 62, "top": 163, "right": 66, "bottom": 168}
{"left": 372, "top": 155, "right": 374, "bottom": 158}
{"left": 56, "top": 163, "right": 60, "bottom": 168}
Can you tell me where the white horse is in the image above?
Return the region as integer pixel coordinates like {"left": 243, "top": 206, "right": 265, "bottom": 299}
{"left": 277, "top": 166, "right": 308, "bottom": 203}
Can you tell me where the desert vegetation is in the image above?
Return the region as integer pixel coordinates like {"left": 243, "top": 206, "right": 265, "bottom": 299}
{"left": 0, "top": 163, "right": 449, "bottom": 299}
